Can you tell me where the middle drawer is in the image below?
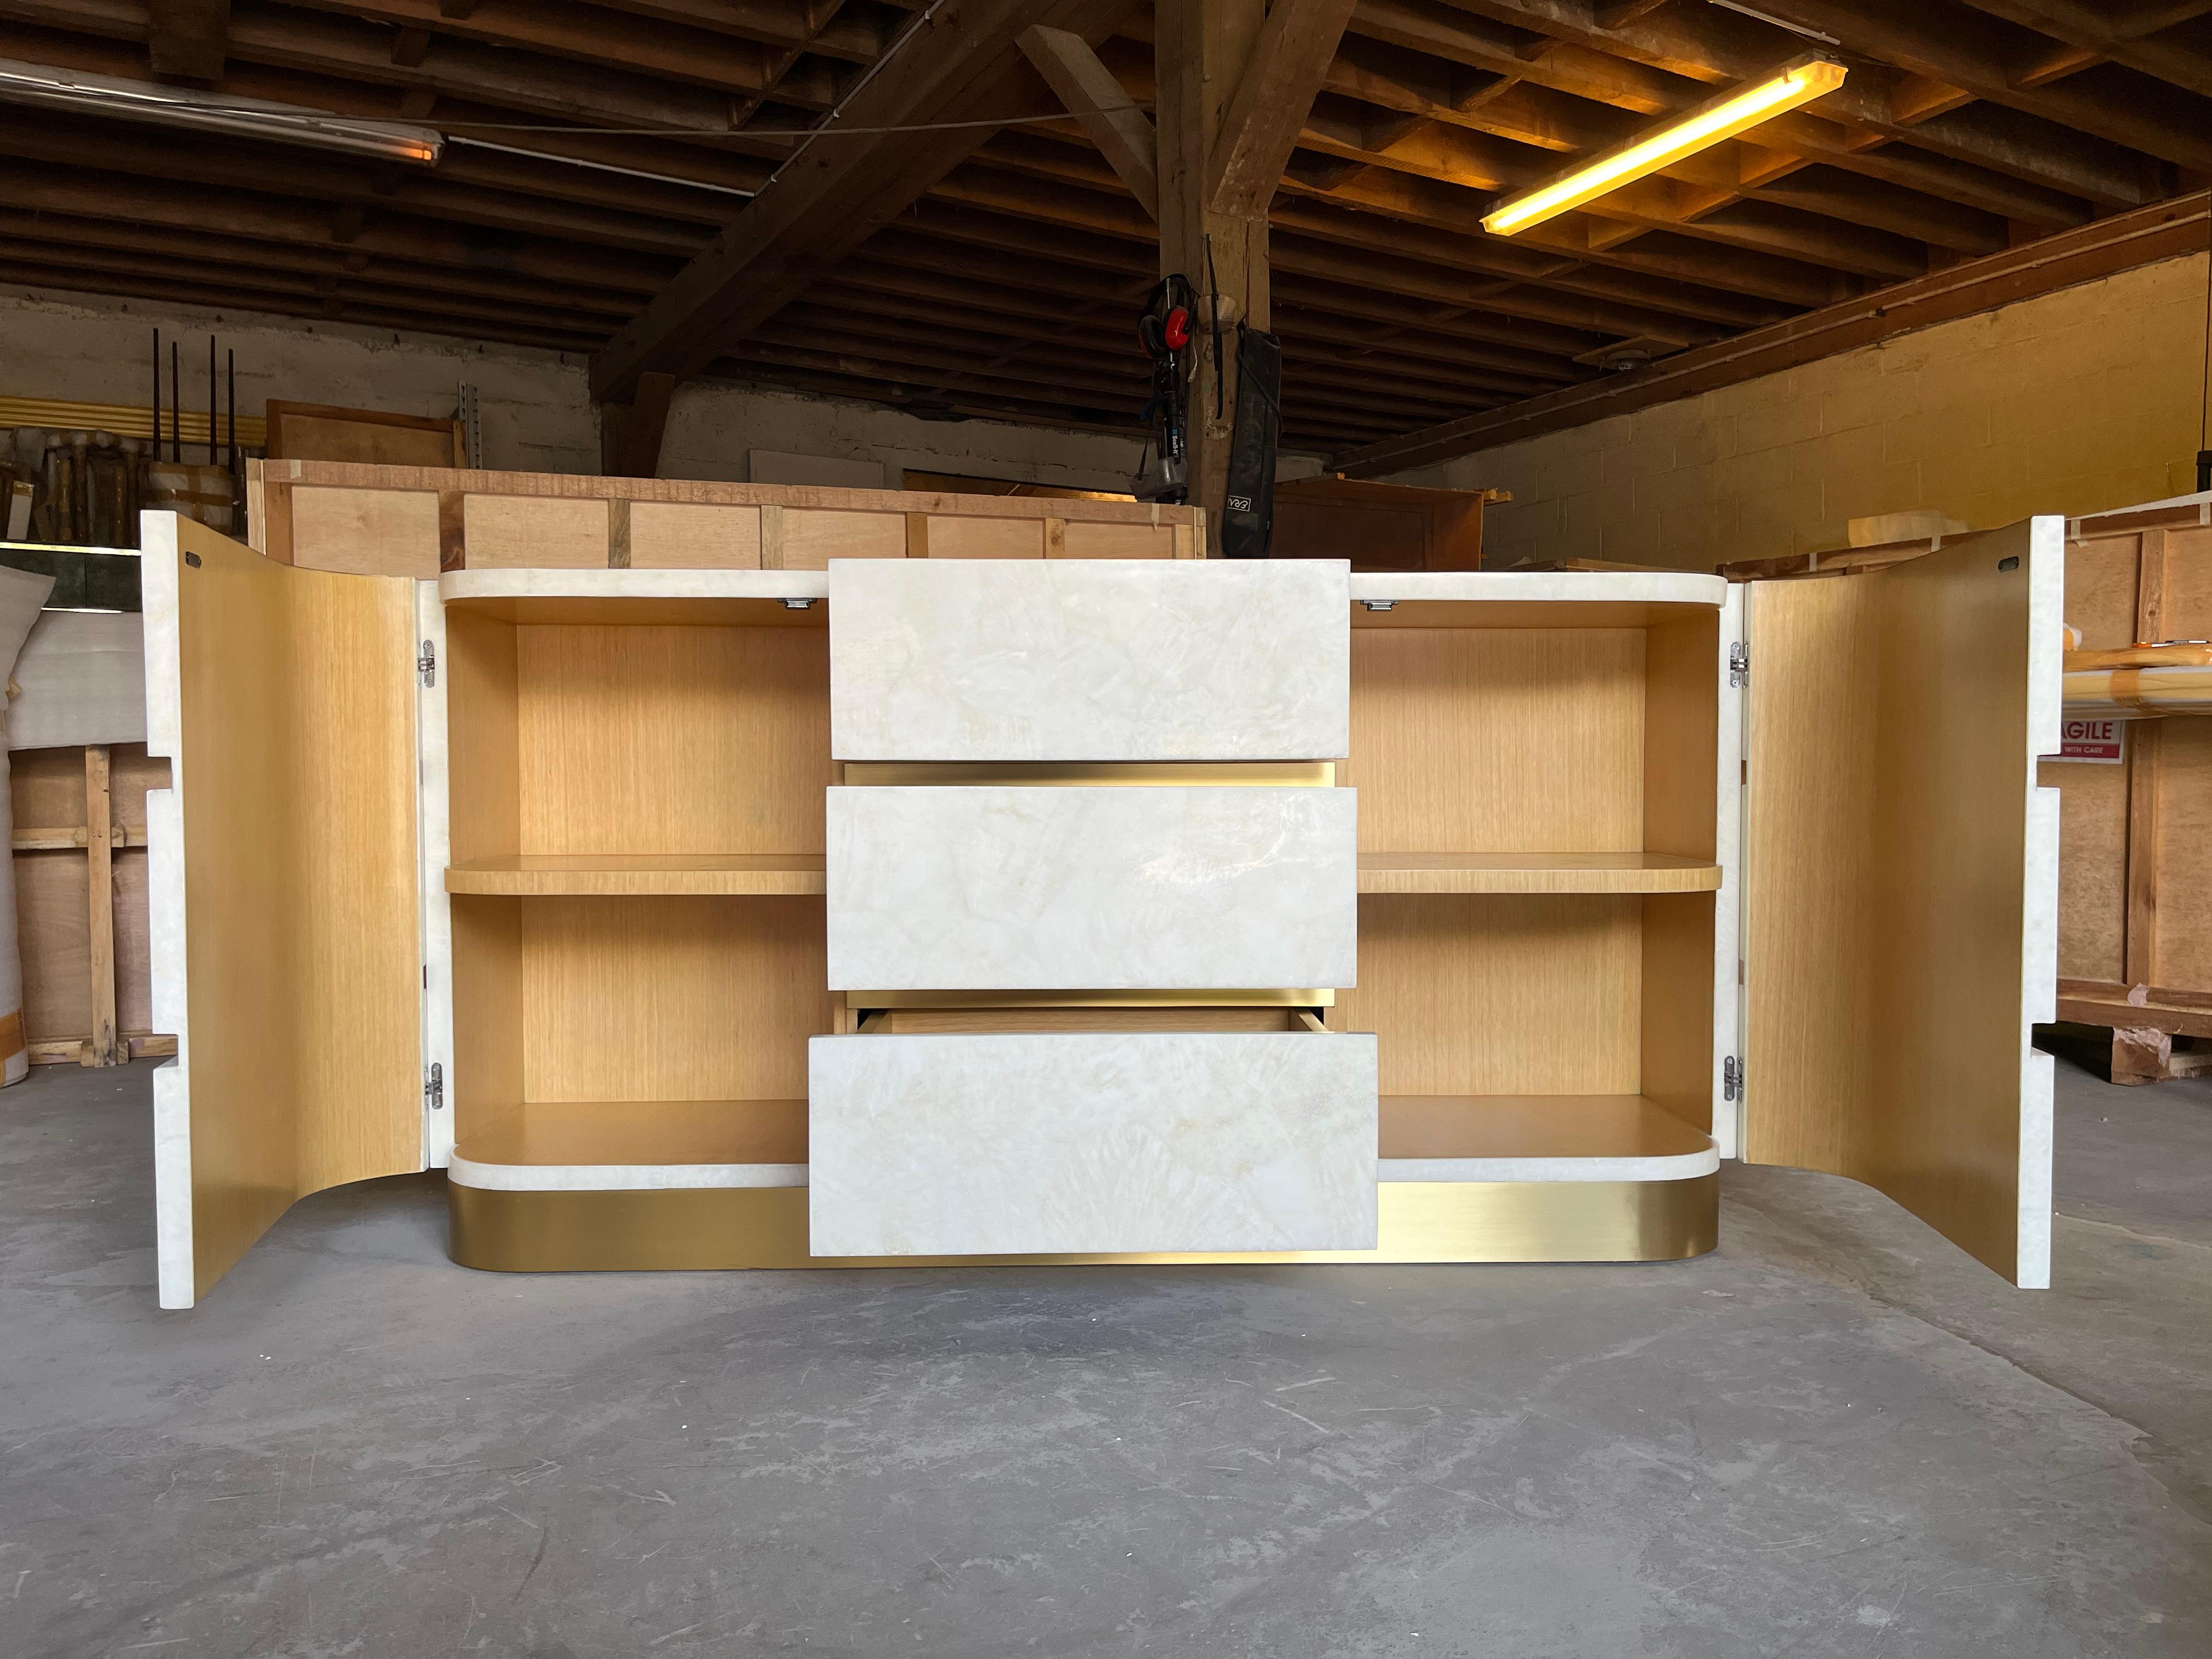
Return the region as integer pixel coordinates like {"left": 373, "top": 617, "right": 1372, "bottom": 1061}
{"left": 826, "top": 783, "right": 1358, "bottom": 992}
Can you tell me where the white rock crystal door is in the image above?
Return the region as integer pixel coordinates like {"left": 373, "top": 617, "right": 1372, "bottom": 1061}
{"left": 809, "top": 1031, "right": 1379, "bottom": 1255}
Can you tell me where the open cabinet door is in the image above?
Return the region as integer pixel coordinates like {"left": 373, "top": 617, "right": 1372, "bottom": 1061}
{"left": 143, "top": 514, "right": 425, "bottom": 1308}
{"left": 1743, "top": 520, "right": 2060, "bottom": 1286}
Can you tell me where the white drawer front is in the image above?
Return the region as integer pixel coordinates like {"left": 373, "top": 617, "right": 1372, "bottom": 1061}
{"left": 827, "top": 785, "right": 1357, "bottom": 990}
{"left": 808, "top": 1031, "right": 1379, "bottom": 1254}
{"left": 828, "top": 558, "right": 1350, "bottom": 760}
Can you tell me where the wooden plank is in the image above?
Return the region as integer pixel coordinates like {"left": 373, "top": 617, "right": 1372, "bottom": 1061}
{"left": 777, "top": 509, "right": 907, "bottom": 567}
{"left": 82, "top": 745, "right": 118, "bottom": 1069}
{"left": 264, "top": 400, "right": 463, "bottom": 467}
{"left": 521, "top": 895, "right": 834, "bottom": 1103}
{"left": 926, "top": 515, "right": 1046, "bottom": 558}
{"left": 289, "top": 487, "right": 441, "bottom": 579}
{"left": 1338, "top": 893, "right": 1641, "bottom": 1094}
{"left": 144, "top": 516, "right": 422, "bottom": 1307}
{"left": 514, "top": 623, "right": 833, "bottom": 856}
{"left": 1343, "top": 626, "right": 1645, "bottom": 855}
{"left": 628, "top": 503, "right": 761, "bottom": 569}
{"left": 2124, "top": 720, "right": 2163, "bottom": 984}
{"left": 463, "top": 496, "right": 611, "bottom": 568}
{"left": 2146, "top": 717, "right": 2212, "bottom": 992}
{"left": 1745, "top": 521, "right": 2057, "bottom": 1286}
{"left": 1018, "top": 25, "right": 1159, "bottom": 217}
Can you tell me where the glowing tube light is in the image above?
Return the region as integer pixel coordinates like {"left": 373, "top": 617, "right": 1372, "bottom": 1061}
{"left": 1481, "top": 55, "right": 1846, "bottom": 236}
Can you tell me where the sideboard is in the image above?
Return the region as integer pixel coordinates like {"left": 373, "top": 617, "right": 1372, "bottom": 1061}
{"left": 141, "top": 511, "right": 2059, "bottom": 1306}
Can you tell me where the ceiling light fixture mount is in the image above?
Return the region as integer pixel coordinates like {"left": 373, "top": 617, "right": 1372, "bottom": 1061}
{"left": 0, "top": 58, "right": 443, "bottom": 163}
{"left": 1481, "top": 54, "right": 1846, "bottom": 238}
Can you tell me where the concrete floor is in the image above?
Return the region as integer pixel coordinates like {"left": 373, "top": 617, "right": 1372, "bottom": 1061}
{"left": 1, "top": 1062, "right": 2207, "bottom": 1658}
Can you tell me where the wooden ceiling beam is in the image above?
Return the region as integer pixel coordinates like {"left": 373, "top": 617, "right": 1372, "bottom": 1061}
{"left": 1018, "top": 24, "right": 1159, "bottom": 215}
{"left": 1330, "top": 188, "right": 2210, "bottom": 475}
{"left": 0, "top": 111, "right": 718, "bottom": 258}
{"left": 578, "top": 0, "right": 891, "bottom": 62}
{"left": 1206, "top": 0, "right": 1361, "bottom": 214}
{"left": 1952, "top": 0, "right": 2212, "bottom": 99}
{"left": 0, "top": 208, "right": 647, "bottom": 317}
{"left": 1741, "top": 0, "right": 2212, "bottom": 169}
{"left": 1416, "top": 0, "right": 2160, "bottom": 206}
{"left": 272, "top": 0, "right": 800, "bottom": 102}
{"left": 589, "top": 0, "right": 1139, "bottom": 402}
{"left": 146, "top": 0, "right": 230, "bottom": 80}
{"left": 0, "top": 163, "right": 681, "bottom": 295}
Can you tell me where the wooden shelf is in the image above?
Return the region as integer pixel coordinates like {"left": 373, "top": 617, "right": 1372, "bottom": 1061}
{"left": 1357, "top": 852, "right": 1722, "bottom": 894}
{"left": 449, "top": 1099, "right": 807, "bottom": 1190}
{"left": 1378, "top": 1095, "right": 1717, "bottom": 1182}
{"left": 447, "top": 854, "right": 825, "bottom": 896}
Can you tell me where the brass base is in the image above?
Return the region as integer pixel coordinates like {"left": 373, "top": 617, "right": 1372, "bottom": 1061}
{"left": 448, "top": 1176, "right": 1718, "bottom": 1272}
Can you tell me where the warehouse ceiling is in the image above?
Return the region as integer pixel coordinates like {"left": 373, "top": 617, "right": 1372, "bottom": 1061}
{"left": 2, "top": 1, "right": 2208, "bottom": 458}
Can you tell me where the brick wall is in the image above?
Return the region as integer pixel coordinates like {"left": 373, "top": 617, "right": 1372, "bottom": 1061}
{"left": 1398, "top": 252, "right": 2212, "bottom": 572}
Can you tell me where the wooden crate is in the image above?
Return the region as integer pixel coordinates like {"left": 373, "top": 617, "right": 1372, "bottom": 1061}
{"left": 1724, "top": 494, "right": 2212, "bottom": 1083}
{"left": 249, "top": 461, "right": 1205, "bottom": 578}
{"left": 10, "top": 743, "right": 174, "bottom": 1066}
{"left": 1271, "top": 476, "right": 1501, "bottom": 569}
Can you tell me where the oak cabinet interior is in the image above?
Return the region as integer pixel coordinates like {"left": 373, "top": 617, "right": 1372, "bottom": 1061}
{"left": 142, "top": 516, "right": 2057, "bottom": 1307}
{"left": 442, "top": 592, "right": 834, "bottom": 1186}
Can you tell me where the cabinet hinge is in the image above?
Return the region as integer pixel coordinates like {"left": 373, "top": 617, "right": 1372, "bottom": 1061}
{"left": 417, "top": 640, "right": 436, "bottom": 687}
{"left": 1728, "top": 641, "right": 1748, "bottom": 688}
{"left": 1723, "top": 1054, "right": 1743, "bottom": 1103}
{"left": 424, "top": 1061, "right": 444, "bottom": 1113}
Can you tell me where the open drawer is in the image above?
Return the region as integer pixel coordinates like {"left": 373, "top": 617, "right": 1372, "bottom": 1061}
{"left": 808, "top": 1007, "right": 1378, "bottom": 1256}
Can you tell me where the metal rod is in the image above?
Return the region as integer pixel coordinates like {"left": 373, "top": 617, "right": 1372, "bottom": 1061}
{"left": 207, "top": 335, "right": 216, "bottom": 466}
{"left": 169, "top": 340, "right": 179, "bottom": 461}
{"left": 227, "top": 349, "right": 236, "bottom": 478}
{"left": 150, "top": 327, "right": 160, "bottom": 466}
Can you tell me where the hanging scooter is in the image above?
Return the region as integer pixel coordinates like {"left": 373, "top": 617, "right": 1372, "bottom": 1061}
{"left": 1135, "top": 274, "right": 1195, "bottom": 504}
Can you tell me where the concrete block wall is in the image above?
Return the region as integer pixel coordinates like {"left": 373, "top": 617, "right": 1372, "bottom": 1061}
{"left": 1398, "top": 252, "right": 2212, "bottom": 571}
{"left": 1, "top": 286, "right": 1148, "bottom": 494}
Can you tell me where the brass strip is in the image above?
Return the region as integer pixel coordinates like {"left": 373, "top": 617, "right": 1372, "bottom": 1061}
{"left": 448, "top": 1175, "right": 1718, "bottom": 1272}
{"left": 843, "top": 988, "right": 1334, "bottom": 1009}
{"left": 840, "top": 761, "right": 1335, "bottom": 787}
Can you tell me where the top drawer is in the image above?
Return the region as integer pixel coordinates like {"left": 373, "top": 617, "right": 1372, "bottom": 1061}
{"left": 828, "top": 558, "right": 1350, "bottom": 761}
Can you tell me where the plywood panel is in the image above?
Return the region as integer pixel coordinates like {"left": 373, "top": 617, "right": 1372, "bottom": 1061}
{"left": 1345, "top": 629, "right": 1644, "bottom": 853}
{"left": 629, "top": 502, "right": 761, "bottom": 569}
{"left": 2063, "top": 534, "right": 2141, "bottom": 647}
{"left": 264, "top": 404, "right": 460, "bottom": 467}
{"left": 465, "top": 496, "right": 610, "bottom": 568}
{"left": 145, "top": 517, "right": 422, "bottom": 1306}
{"left": 927, "top": 516, "right": 1044, "bottom": 558}
{"left": 1640, "top": 892, "right": 1714, "bottom": 1134}
{"left": 1336, "top": 894, "right": 1641, "bottom": 1095}
{"left": 1642, "top": 611, "right": 1718, "bottom": 860}
{"left": 451, "top": 893, "right": 523, "bottom": 1142}
{"left": 2149, "top": 716, "right": 2212, "bottom": 989}
{"left": 521, "top": 895, "right": 833, "bottom": 1102}
{"left": 290, "top": 487, "right": 440, "bottom": 578}
{"left": 1746, "top": 521, "right": 2057, "bottom": 1286}
{"left": 445, "top": 610, "right": 520, "bottom": 866}
{"left": 2042, "top": 754, "right": 2128, "bottom": 983}
{"left": 2155, "top": 524, "right": 2212, "bottom": 640}
{"left": 775, "top": 509, "right": 905, "bottom": 567}
{"left": 516, "top": 624, "right": 832, "bottom": 855}
{"left": 15, "top": 849, "right": 89, "bottom": 1039}
{"left": 1061, "top": 522, "right": 1177, "bottom": 558}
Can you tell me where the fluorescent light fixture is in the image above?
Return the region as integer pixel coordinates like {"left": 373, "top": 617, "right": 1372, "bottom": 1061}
{"left": 0, "top": 58, "right": 443, "bottom": 163}
{"left": 1481, "top": 54, "right": 1845, "bottom": 236}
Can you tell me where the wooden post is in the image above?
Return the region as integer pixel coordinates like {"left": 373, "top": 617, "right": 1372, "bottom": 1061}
{"left": 1156, "top": 0, "right": 1269, "bottom": 551}
{"left": 82, "top": 744, "right": 121, "bottom": 1068}
{"left": 1154, "top": 0, "right": 1355, "bottom": 552}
